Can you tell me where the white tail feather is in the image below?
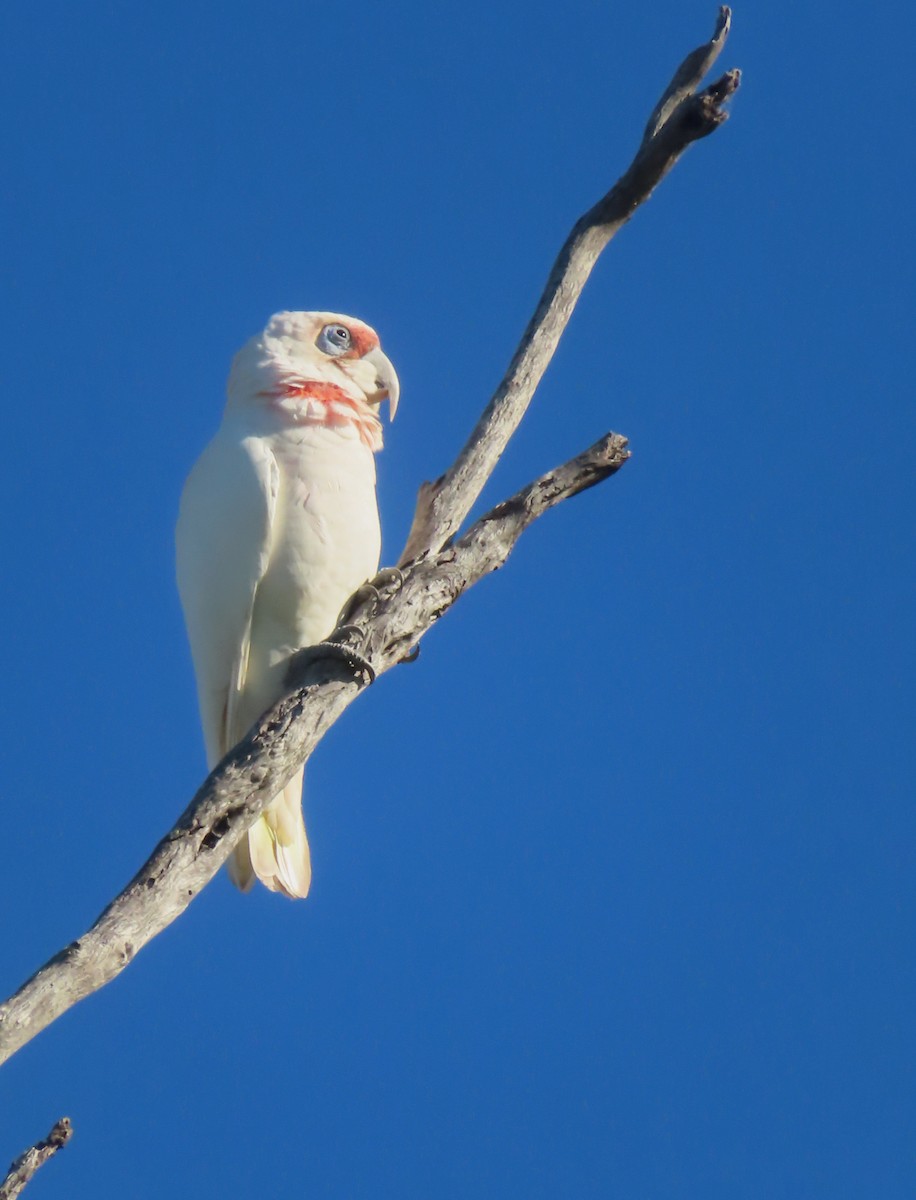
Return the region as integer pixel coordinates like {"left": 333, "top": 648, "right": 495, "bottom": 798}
{"left": 227, "top": 835, "right": 256, "bottom": 892}
{"left": 229, "top": 767, "right": 312, "bottom": 899}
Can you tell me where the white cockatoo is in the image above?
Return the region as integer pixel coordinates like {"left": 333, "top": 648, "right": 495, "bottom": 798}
{"left": 176, "top": 311, "right": 399, "bottom": 899}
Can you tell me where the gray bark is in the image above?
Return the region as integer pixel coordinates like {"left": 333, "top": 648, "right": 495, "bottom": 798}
{"left": 0, "top": 1120, "right": 72, "bottom": 1200}
{"left": 0, "top": 9, "right": 738, "bottom": 1071}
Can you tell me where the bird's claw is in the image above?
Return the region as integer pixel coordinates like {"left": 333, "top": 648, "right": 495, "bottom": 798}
{"left": 320, "top": 630, "right": 376, "bottom": 684}
{"left": 336, "top": 582, "right": 378, "bottom": 626}
{"left": 337, "top": 567, "right": 406, "bottom": 626}
{"left": 316, "top": 569, "right": 408, "bottom": 681}
{"left": 286, "top": 634, "right": 376, "bottom": 686}
{"left": 368, "top": 567, "right": 405, "bottom": 597}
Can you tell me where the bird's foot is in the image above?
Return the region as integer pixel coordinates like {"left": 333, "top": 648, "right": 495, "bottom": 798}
{"left": 369, "top": 566, "right": 406, "bottom": 596}
{"left": 286, "top": 635, "right": 376, "bottom": 687}
{"left": 315, "top": 633, "right": 377, "bottom": 684}
{"left": 335, "top": 582, "right": 378, "bottom": 627}
{"left": 295, "top": 569, "right": 409, "bottom": 688}
{"left": 337, "top": 567, "right": 406, "bottom": 626}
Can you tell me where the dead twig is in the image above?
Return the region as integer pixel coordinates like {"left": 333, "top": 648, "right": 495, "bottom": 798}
{"left": 0, "top": 1119, "right": 72, "bottom": 1200}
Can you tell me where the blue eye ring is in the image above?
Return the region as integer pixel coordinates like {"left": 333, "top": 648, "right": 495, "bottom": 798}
{"left": 317, "top": 323, "right": 352, "bottom": 356}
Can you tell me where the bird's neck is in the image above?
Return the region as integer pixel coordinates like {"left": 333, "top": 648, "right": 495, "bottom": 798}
{"left": 256, "top": 378, "right": 383, "bottom": 452}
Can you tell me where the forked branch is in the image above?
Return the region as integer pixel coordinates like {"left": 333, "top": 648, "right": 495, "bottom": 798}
{"left": 0, "top": 9, "right": 738, "bottom": 1070}
{"left": 400, "top": 7, "right": 738, "bottom": 561}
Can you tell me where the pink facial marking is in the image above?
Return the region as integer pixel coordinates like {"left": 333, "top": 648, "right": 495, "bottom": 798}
{"left": 340, "top": 321, "right": 379, "bottom": 360}
{"left": 282, "top": 381, "right": 354, "bottom": 406}
{"left": 263, "top": 380, "right": 383, "bottom": 451}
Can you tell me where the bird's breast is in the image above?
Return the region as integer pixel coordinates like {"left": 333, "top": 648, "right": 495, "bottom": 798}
{"left": 252, "top": 425, "right": 381, "bottom": 657}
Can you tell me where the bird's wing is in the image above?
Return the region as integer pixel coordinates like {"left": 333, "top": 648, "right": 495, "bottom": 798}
{"left": 176, "top": 431, "right": 279, "bottom": 767}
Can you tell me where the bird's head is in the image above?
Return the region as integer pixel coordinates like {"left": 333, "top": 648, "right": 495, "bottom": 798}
{"left": 227, "top": 311, "right": 399, "bottom": 449}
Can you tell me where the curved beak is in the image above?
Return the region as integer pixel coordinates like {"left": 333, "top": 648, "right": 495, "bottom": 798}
{"left": 364, "top": 345, "right": 400, "bottom": 421}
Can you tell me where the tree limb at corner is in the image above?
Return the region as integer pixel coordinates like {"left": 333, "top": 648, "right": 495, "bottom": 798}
{"left": 0, "top": 9, "right": 738, "bottom": 1069}
{"left": 0, "top": 1119, "right": 72, "bottom": 1200}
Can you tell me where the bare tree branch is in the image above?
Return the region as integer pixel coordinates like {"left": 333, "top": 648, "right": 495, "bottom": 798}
{"left": 644, "top": 5, "right": 732, "bottom": 141}
{"left": 0, "top": 8, "right": 738, "bottom": 1069}
{"left": 0, "top": 1119, "right": 72, "bottom": 1200}
{"left": 399, "top": 7, "right": 738, "bottom": 563}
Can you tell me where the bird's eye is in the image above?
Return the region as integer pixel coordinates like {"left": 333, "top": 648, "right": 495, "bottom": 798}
{"left": 316, "top": 323, "right": 352, "bottom": 356}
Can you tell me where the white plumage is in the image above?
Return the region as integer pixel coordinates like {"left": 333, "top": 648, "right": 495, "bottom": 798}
{"left": 176, "top": 311, "right": 398, "bottom": 898}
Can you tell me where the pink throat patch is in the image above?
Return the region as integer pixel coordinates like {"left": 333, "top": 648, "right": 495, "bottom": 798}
{"left": 260, "top": 380, "right": 383, "bottom": 451}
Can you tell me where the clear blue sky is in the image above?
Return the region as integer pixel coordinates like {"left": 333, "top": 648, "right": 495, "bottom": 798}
{"left": 2, "top": 2, "right": 913, "bottom": 1196}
